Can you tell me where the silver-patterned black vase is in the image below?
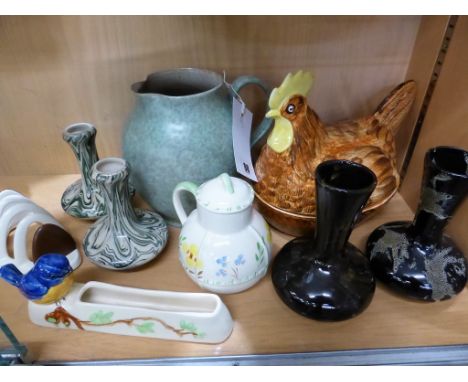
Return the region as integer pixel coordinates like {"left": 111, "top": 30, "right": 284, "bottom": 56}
{"left": 61, "top": 123, "right": 105, "bottom": 219}
{"left": 83, "top": 158, "right": 168, "bottom": 270}
{"left": 367, "top": 146, "right": 468, "bottom": 301}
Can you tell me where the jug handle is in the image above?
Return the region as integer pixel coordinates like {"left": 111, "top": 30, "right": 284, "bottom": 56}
{"left": 172, "top": 182, "right": 198, "bottom": 225}
{"left": 231, "top": 76, "right": 273, "bottom": 149}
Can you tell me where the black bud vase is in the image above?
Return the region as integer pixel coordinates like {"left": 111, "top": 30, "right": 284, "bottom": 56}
{"left": 367, "top": 146, "right": 468, "bottom": 301}
{"left": 272, "top": 160, "right": 377, "bottom": 321}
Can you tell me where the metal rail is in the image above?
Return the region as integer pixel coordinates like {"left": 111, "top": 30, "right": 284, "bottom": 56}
{"left": 36, "top": 344, "right": 468, "bottom": 366}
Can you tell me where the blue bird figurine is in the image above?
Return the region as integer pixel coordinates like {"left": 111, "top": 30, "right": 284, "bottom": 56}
{"left": 0, "top": 254, "right": 74, "bottom": 304}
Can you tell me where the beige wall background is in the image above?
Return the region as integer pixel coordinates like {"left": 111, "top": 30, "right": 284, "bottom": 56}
{"left": 0, "top": 15, "right": 422, "bottom": 176}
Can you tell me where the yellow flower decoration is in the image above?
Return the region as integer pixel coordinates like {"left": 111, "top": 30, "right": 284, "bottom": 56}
{"left": 182, "top": 242, "right": 203, "bottom": 270}
{"left": 264, "top": 221, "right": 272, "bottom": 245}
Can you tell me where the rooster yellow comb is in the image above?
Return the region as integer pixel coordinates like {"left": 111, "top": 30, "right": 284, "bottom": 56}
{"left": 268, "top": 70, "right": 314, "bottom": 111}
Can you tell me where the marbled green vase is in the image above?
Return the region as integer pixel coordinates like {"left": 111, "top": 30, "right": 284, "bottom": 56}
{"left": 83, "top": 158, "right": 168, "bottom": 270}
{"left": 61, "top": 123, "right": 105, "bottom": 219}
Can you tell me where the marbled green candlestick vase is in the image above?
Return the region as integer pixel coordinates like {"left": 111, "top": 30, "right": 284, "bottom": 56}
{"left": 61, "top": 123, "right": 105, "bottom": 219}
{"left": 367, "top": 146, "right": 468, "bottom": 301}
{"left": 83, "top": 158, "right": 168, "bottom": 270}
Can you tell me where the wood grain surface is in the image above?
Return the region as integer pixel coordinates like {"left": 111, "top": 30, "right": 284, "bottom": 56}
{"left": 400, "top": 16, "right": 468, "bottom": 255}
{"left": 1, "top": 175, "right": 468, "bottom": 362}
{"left": 396, "top": 16, "right": 450, "bottom": 169}
{"left": 0, "top": 16, "right": 421, "bottom": 176}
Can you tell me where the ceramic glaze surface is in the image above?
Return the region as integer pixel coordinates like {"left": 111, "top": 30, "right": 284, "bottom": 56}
{"left": 173, "top": 174, "right": 272, "bottom": 294}
{"left": 123, "top": 68, "right": 272, "bottom": 226}
{"left": 0, "top": 190, "right": 82, "bottom": 274}
{"left": 28, "top": 281, "right": 234, "bottom": 344}
{"left": 178, "top": 209, "right": 271, "bottom": 293}
{"left": 255, "top": 70, "right": 416, "bottom": 230}
{"left": 32, "top": 224, "right": 77, "bottom": 262}
{"left": 0, "top": 253, "right": 74, "bottom": 304}
{"left": 83, "top": 158, "right": 168, "bottom": 270}
{"left": 61, "top": 123, "right": 106, "bottom": 219}
{"left": 272, "top": 160, "right": 377, "bottom": 321}
{"left": 367, "top": 146, "right": 468, "bottom": 301}
{"left": 196, "top": 174, "right": 254, "bottom": 213}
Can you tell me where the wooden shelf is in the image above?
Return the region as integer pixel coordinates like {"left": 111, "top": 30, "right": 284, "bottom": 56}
{"left": 1, "top": 174, "right": 468, "bottom": 363}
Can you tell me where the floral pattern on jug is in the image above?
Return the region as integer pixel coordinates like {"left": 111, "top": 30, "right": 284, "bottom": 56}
{"left": 179, "top": 236, "right": 203, "bottom": 279}
{"left": 263, "top": 221, "right": 272, "bottom": 246}
{"left": 173, "top": 173, "right": 272, "bottom": 294}
{"left": 214, "top": 254, "right": 248, "bottom": 281}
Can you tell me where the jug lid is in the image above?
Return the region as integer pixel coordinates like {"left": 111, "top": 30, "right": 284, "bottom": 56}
{"left": 196, "top": 173, "right": 254, "bottom": 213}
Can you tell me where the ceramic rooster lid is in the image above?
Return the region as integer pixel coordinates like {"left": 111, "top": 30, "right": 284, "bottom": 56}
{"left": 196, "top": 173, "right": 254, "bottom": 213}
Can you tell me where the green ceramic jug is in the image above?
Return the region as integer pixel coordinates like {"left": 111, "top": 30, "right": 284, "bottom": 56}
{"left": 122, "top": 68, "right": 272, "bottom": 226}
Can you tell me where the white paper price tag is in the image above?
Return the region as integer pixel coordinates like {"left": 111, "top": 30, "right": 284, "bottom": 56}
{"left": 232, "top": 96, "right": 258, "bottom": 182}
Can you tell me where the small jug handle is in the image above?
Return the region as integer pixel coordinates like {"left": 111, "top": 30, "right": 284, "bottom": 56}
{"left": 172, "top": 182, "right": 199, "bottom": 225}
{"left": 230, "top": 76, "right": 273, "bottom": 148}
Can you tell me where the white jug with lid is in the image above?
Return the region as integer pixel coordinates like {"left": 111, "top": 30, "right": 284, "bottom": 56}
{"left": 173, "top": 173, "right": 272, "bottom": 294}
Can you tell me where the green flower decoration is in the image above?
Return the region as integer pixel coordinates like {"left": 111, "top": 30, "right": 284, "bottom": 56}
{"left": 89, "top": 310, "right": 113, "bottom": 325}
{"left": 180, "top": 320, "right": 197, "bottom": 332}
{"left": 180, "top": 320, "right": 205, "bottom": 338}
{"left": 135, "top": 322, "right": 155, "bottom": 334}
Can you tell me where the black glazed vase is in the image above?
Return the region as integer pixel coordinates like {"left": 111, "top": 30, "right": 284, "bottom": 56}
{"left": 272, "top": 160, "right": 377, "bottom": 321}
{"left": 367, "top": 146, "right": 468, "bottom": 302}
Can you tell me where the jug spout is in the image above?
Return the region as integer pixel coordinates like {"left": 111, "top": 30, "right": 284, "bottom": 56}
{"left": 131, "top": 81, "right": 146, "bottom": 94}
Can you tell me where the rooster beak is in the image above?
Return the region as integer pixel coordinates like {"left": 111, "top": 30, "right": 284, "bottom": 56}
{"left": 266, "top": 109, "right": 281, "bottom": 119}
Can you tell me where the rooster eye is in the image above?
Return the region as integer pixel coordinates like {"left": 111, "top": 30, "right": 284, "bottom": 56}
{"left": 286, "top": 104, "right": 295, "bottom": 114}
